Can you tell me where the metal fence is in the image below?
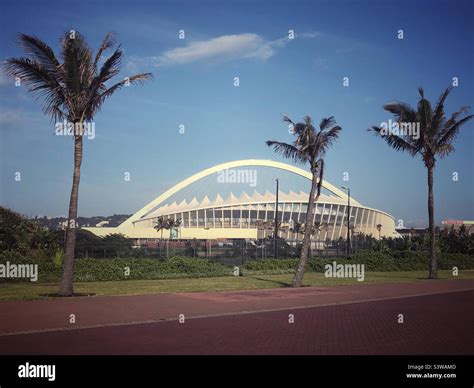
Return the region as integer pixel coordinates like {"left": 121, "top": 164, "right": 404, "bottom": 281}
{"left": 75, "top": 233, "right": 368, "bottom": 262}
{"left": 125, "top": 238, "right": 355, "bottom": 263}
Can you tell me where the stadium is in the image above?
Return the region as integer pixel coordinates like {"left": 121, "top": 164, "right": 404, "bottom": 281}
{"left": 85, "top": 159, "right": 399, "bottom": 245}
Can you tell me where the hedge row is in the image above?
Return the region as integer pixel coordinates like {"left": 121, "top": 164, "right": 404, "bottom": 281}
{"left": 0, "top": 255, "right": 232, "bottom": 283}
{"left": 0, "top": 251, "right": 472, "bottom": 283}
{"left": 242, "top": 251, "right": 474, "bottom": 273}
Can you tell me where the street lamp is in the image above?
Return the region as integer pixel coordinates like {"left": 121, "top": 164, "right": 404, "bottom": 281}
{"left": 274, "top": 178, "right": 279, "bottom": 260}
{"left": 341, "top": 186, "right": 351, "bottom": 258}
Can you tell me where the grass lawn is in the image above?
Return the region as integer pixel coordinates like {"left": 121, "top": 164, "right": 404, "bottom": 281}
{"left": 0, "top": 270, "right": 473, "bottom": 301}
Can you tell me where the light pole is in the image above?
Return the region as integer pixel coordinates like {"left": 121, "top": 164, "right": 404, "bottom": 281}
{"left": 204, "top": 227, "right": 210, "bottom": 258}
{"left": 274, "top": 178, "right": 279, "bottom": 260}
{"left": 341, "top": 186, "right": 351, "bottom": 258}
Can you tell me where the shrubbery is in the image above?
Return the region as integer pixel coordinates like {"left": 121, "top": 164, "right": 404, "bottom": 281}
{"left": 242, "top": 251, "right": 473, "bottom": 274}
{"left": 0, "top": 250, "right": 472, "bottom": 283}
{"left": 0, "top": 254, "right": 232, "bottom": 283}
{"left": 243, "top": 259, "right": 297, "bottom": 273}
{"left": 0, "top": 207, "right": 61, "bottom": 260}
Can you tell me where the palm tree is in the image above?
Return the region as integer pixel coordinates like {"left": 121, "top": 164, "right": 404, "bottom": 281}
{"left": 376, "top": 224, "right": 383, "bottom": 252}
{"left": 154, "top": 216, "right": 168, "bottom": 258}
{"left": 3, "top": 32, "right": 153, "bottom": 296}
{"left": 169, "top": 218, "right": 182, "bottom": 256}
{"left": 369, "top": 87, "right": 473, "bottom": 279}
{"left": 267, "top": 115, "right": 342, "bottom": 287}
{"left": 290, "top": 220, "right": 303, "bottom": 243}
{"left": 154, "top": 216, "right": 169, "bottom": 238}
{"left": 165, "top": 217, "right": 175, "bottom": 230}
{"left": 313, "top": 221, "right": 322, "bottom": 249}
{"left": 369, "top": 87, "right": 474, "bottom": 279}
{"left": 165, "top": 217, "right": 180, "bottom": 258}
{"left": 174, "top": 218, "right": 182, "bottom": 234}
{"left": 322, "top": 221, "right": 329, "bottom": 242}
{"left": 376, "top": 224, "right": 382, "bottom": 240}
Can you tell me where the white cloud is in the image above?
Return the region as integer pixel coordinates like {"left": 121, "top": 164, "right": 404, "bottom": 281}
{"left": 159, "top": 33, "right": 274, "bottom": 66}
{"left": 299, "top": 31, "right": 323, "bottom": 39}
{"left": 128, "top": 32, "right": 321, "bottom": 69}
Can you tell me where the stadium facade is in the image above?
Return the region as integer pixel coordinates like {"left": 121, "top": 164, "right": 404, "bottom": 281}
{"left": 84, "top": 159, "right": 399, "bottom": 242}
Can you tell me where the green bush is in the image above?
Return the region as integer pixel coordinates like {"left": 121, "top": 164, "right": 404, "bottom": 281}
{"left": 0, "top": 250, "right": 25, "bottom": 263}
{"left": 0, "top": 255, "right": 233, "bottom": 283}
{"left": 243, "top": 259, "right": 298, "bottom": 272}
{"left": 355, "top": 250, "right": 473, "bottom": 271}
{"left": 1, "top": 251, "right": 471, "bottom": 283}
{"left": 242, "top": 251, "right": 473, "bottom": 274}
{"left": 52, "top": 248, "right": 64, "bottom": 268}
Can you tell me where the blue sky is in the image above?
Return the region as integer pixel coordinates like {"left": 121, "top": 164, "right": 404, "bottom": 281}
{"left": 0, "top": 0, "right": 473, "bottom": 227}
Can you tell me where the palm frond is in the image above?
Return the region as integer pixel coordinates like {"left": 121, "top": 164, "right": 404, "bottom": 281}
{"left": 303, "top": 115, "right": 313, "bottom": 127}
{"left": 417, "top": 93, "right": 433, "bottom": 136}
{"left": 283, "top": 115, "right": 305, "bottom": 135}
{"left": 282, "top": 115, "right": 294, "bottom": 126}
{"left": 418, "top": 87, "right": 424, "bottom": 99}
{"left": 3, "top": 58, "right": 57, "bottom": 90}
{"left": 369, "top": 126, "right": 419, "bottom": 156}
{"left": 93, "top": 73, "right": 153, "bottom": 109}
{"left": 18, "top": 34, "right": 61, "bottom": 73}
{"left": 98, "top": 46, "right": 122, "bottom": 83}
{"left": 436, "top": 114, "right": 474, "bottom": 148}
{"left": 60, "top": 31, "right": 94, "bottom": 95}
{"left": 430, "top": 87, "right": 451, "bottom": 131}
{"left": 319, "top": 116, "right": 335, "bottom": 131}
{"left": 2, "top": 57, "right": 66, "bottom": 121}
{"left": 383, "top": 102, "right": 417, "bottom": 123}
{"left": 436, "top": 143, "right": 455, "bottom": 158}
{"left": 88, "top": 47, "right": 123, "bottom": 101}
{"left": 444, "top": 106, "right": 470, "bottom": 128}
{"left": 316, "top": 125, "right": 341, "bottom": 157}
{"left": 93, "top": 32, "right": 116, "bottom": 70}
{"left": 266, "top": 140, "right": 307, "bottom": 164}
{"left": 322, "top": 124, "right": 341, "bottom": 141}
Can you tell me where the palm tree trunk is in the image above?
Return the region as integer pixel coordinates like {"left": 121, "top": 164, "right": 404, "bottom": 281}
{"left": 292, "top": 171, "right": 318, "bottom": 287}
{"left": 427, "top": 165, "right": 437, "bottom": 279}
{"left": 59, "top": 135, "right": 83, "bottom": 296}
{"left": 160, "top": 230, "right": 163, "bottom": 258}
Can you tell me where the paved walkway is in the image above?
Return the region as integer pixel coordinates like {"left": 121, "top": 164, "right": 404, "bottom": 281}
{"left": 1, "top": 279, "right": 473, "bottom": 337}
{"left": 0, "top": 286, "right": 472, "bottom": 354}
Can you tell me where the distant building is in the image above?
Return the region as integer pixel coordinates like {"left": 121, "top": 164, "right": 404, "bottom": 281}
{"left": 95, "top": 220, "right": 110, "bottom": 227}
{"left": 441, "top": 220, "right": 474, "bottom": 234}
{"left": 395, "top": 227, "right": 427, "bottom": 237}
{"left": 58, "top": 220, "right": 68, "bottom": 230}
{"left": 85, "top": 159, "right": 400, "bottom": 243}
